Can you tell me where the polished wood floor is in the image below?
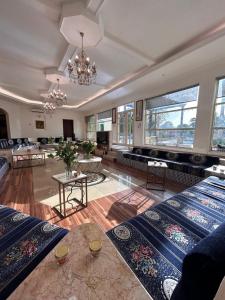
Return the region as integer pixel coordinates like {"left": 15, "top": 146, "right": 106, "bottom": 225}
{"left": 0, "top": 160, "right": 186, "bottom": 231}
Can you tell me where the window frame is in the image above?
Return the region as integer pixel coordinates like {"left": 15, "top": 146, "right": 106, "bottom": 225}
{"left": 117, "top": 102, "right": 134, "bottom": 145}
{"left": 211, "top": 76, "right": 225, "bottom": 151}
{"left": 144, "top": 84, "right": 199, "bottom": 149}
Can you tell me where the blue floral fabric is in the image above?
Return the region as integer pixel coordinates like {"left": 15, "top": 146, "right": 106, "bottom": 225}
{"left": 107, "top": 176, "right": 225, "bottom": 300}
{"left": 0, "top": 206, "right": 68, "bottom": 299}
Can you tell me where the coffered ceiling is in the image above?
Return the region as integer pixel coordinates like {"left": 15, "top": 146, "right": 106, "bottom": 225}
{"left": 1, "top": 0, "right": 225, "bottom": 111}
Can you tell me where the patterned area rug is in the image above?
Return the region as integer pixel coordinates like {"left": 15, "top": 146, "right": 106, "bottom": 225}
{"left": 107, "top": 176, "right": 225, "bottom": 300}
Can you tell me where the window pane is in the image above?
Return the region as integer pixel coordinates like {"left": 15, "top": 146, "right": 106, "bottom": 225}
{"left": 217, "top": 78, "right": 225, "bottom": 98}
{"left": 212, "top": 129, "right": 225, "bottom": 147}
{"left": 118, "top": 102, "right": 134, "bottom": 112}
{"left": 145, "top": 86, "right": 198, "bottom": 148}
{"left": 146, "top": 86, "right": 199, "bottom": 109}
{"left": 146, "top": 130, "right": 194, "bottom": 148}
{"left": 127, "top": 111, "right": 134, "bottom": 145}
{"left": 213, "top": 104, "right": 225, "bottom": 127}
{"left": 212, "top": 78, "right": 225, "bottom": 151}
{"left": 118, "top": 113, "right": 126, "bottom": 143}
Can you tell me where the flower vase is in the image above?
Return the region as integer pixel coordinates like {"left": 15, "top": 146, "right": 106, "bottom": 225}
{"left": 65, "top": 165, "right": 73, "bottom": 179}
{"left": 84, "top": 152, "right": 91, "bottom": 159}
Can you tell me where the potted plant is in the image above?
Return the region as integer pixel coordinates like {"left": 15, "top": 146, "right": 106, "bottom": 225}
{"left": 48, "top": 137, "right": 55, "bottom": 144}
{"left": 48, "top": 141, "right": 78, "bottom": 178}
{"left": 81, "top": 140, "right": 97, "bottom": 159}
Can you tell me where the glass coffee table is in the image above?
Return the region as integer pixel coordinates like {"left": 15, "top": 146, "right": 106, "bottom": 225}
{"left": 12, "top": 149, "right": 45, "bottom": 169}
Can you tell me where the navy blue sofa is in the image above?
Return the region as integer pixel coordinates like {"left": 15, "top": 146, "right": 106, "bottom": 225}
{"left": 0, "top": 138, "right": 34, "bottom": 150}
{"left": 117, "top": 147, "right": 219, "bottom": 186}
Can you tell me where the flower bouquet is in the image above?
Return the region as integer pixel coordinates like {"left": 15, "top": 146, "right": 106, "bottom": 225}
{"left": 81, "top": 140, "right": 97, "bottom": 159}
{"left": 48, "top": 141, "right": 78, "bottom": 178}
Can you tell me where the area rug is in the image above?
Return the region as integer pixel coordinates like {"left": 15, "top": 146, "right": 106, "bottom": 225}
{"left": 32, "top": 158, "right": 145, "bottom": 208}
{"left": 107, "top": 176, "right": 225, "bottom": 300}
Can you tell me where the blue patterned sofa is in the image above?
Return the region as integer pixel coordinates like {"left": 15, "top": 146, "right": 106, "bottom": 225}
{"left": 117, "top": 147, "right": 219, "bottom": 186}
{"left": 0, "top": 157, "right": 8, "bottom": 181}
{"left": 107, "top": 176, "right": 225, "bottom": 300}
{"left": 0, "top": 138, "right": 34, "bottom": 150}
{"left": 0, "top": 205, "right": 68, "bottom": 299}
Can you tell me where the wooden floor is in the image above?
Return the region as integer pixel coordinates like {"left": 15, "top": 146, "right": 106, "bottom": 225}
{"left": 0, "top": 160, "right": 186, "bottom": 231}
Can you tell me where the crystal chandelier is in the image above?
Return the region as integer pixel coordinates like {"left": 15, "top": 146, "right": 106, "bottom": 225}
{"left": 48, "top": 78, "right": 67, "bottom": 107}
{"left": 67, "top": 32, "right": 97, "bottom": 86}
{"left": 42, "top": 99, "right": 56, "bottom": 114}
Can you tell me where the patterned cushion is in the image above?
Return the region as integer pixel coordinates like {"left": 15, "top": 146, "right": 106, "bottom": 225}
{"left": 134, "top": 148, "right": 142, "bottom": 155}
{"left": 23, "top": 138, "right": 29, "bottom": 144}
{"left": 17, "top": 138, "right": 22, "bottom": 144}
{"left": 166, "top": 152, "right": 179, "bottom": 161}
{"left": 149, "top": 149, "right": 159, "bottom": 157}
{"left": 189, "top": 154, "right": 207, "bottom": 165}
{"left": 8, "top": 139, "right": 14, "bottom": 146}
{"left": 41, "top": 138, "right": 48, "bottom": 145}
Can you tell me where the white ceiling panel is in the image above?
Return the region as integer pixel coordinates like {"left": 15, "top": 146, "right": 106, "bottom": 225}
{"left": 101, "top": 0, "right": 225, "bottom": 59}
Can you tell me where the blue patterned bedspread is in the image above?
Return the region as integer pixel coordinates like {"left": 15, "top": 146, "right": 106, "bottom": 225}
{"left": 0, "top": 205, "right": 68, "bottom": 299}
{"left": 107, "top": 176, "right": 225, "bottom": 300}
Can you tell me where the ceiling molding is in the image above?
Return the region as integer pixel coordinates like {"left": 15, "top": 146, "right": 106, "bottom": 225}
{"left": 87, "top": 0, "right": 105, "bottom": 15}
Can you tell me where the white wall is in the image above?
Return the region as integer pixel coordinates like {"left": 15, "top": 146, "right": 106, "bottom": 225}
{"left": 0, "top": 97, "right": 85, "bottom": 140}
{"left": 84, "top": 59, "right": 225, "bottom": 156}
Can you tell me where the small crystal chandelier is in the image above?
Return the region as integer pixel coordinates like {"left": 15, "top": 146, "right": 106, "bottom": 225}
{"left": 67, "top": 32, "right": 97, "bottom": 86}
{"left": 42, "top": 99, "right": 56, "bottom": 114}
{"left": 48, "top": 78, "right": 67, "bottom": 107}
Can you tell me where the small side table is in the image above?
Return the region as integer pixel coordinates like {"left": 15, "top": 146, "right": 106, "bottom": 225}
{"left": 146, "top": 161, "right": 168, "bottom": 191}
{"left": 52, "top": 172, "right": 88, "bottom": 218}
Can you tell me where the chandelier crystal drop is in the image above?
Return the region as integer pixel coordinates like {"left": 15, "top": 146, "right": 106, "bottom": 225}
{"left": 48, "top": 78, "right": 67, "bottom": 107}
{"left": 67, "top": 32, "right": 97, "bottom": 86}
{"left": 42, "top": 100, "right": 56, "bottom": 114}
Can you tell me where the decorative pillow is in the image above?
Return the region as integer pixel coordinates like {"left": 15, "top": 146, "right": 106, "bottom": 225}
{"left": 149, "top": 149, "right": 158, "bottom": 157}
{"left": 23, "top": 138, "right": 29, "bottom": 144}
{"left": 135, "top": 148, "right": 142, "bottom": 155}
{"left": 189, "top": 154, "right": 206, "bottom": 165}
{"left": 166, "top": 152, "right": 179, "bottom": 161}
{"left": 8, "top": 139, "right": 14, "bottom": 145}
{"left": 17, "top": 138, "right": 22, "bottom": 144}
{"left": 41, "top": 138, "right": 47, "bottom": 145}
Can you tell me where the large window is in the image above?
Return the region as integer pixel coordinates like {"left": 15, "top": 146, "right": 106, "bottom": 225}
{"left": 117, "top": 102, "right": 134, "bottom": 145}
{"left": 212, "top": 78, "right": 225, "bottom": 150}
{"left": 86, "top": 115, "right": 96, "bottom": 140}
{"left": 97, "top": 110, "right": 112, "bottom": 132}
{"left": 145, "top": 85, "right": 199, "bottom": 148}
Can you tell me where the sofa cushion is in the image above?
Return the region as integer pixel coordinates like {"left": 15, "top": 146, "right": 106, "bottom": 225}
{"left": 189, "top": 154, "right": 207, "bottom": 165}
{"left": 134, "top": 148, "right": 142, "bottom": 155}
{"left": 166, "top": 152, "right": 179, "bottom": 161}
{"left": 171, "top": 221, "right": 225, "bottom": 300}
{"left": 148, "top": 149, "right": 158, "bottom": 157}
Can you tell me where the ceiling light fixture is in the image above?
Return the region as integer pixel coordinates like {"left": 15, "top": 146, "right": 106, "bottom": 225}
{"left": 42, "top": 99, "right": 56, "bottom": 115}
{"left": 48, "top": 78, "right": 67, "bottom": 107}
{"left": 67, "top": 32, "right": 97, "bottom": 86}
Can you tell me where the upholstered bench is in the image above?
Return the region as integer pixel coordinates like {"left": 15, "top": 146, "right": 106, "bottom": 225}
{"left": 117, "top": 147, "right": 219, "bottom": 186}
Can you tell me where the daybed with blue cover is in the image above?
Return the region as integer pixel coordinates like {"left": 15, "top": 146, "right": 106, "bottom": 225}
{"left": 117, "top": 147, "right": 219, "bottom": 186}
{"left": 107, "top": 176, "right": 225, "bottom": 300}
{"left": 0, "top": 205, "right": 68, "bottom": 299}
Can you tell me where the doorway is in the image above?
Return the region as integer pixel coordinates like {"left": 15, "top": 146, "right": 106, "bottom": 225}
{"left": 0, "top": 109, "right": 9, "bottom": 139}
{"left": 63, "top": 119, "right": 74, "bottom": 140}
